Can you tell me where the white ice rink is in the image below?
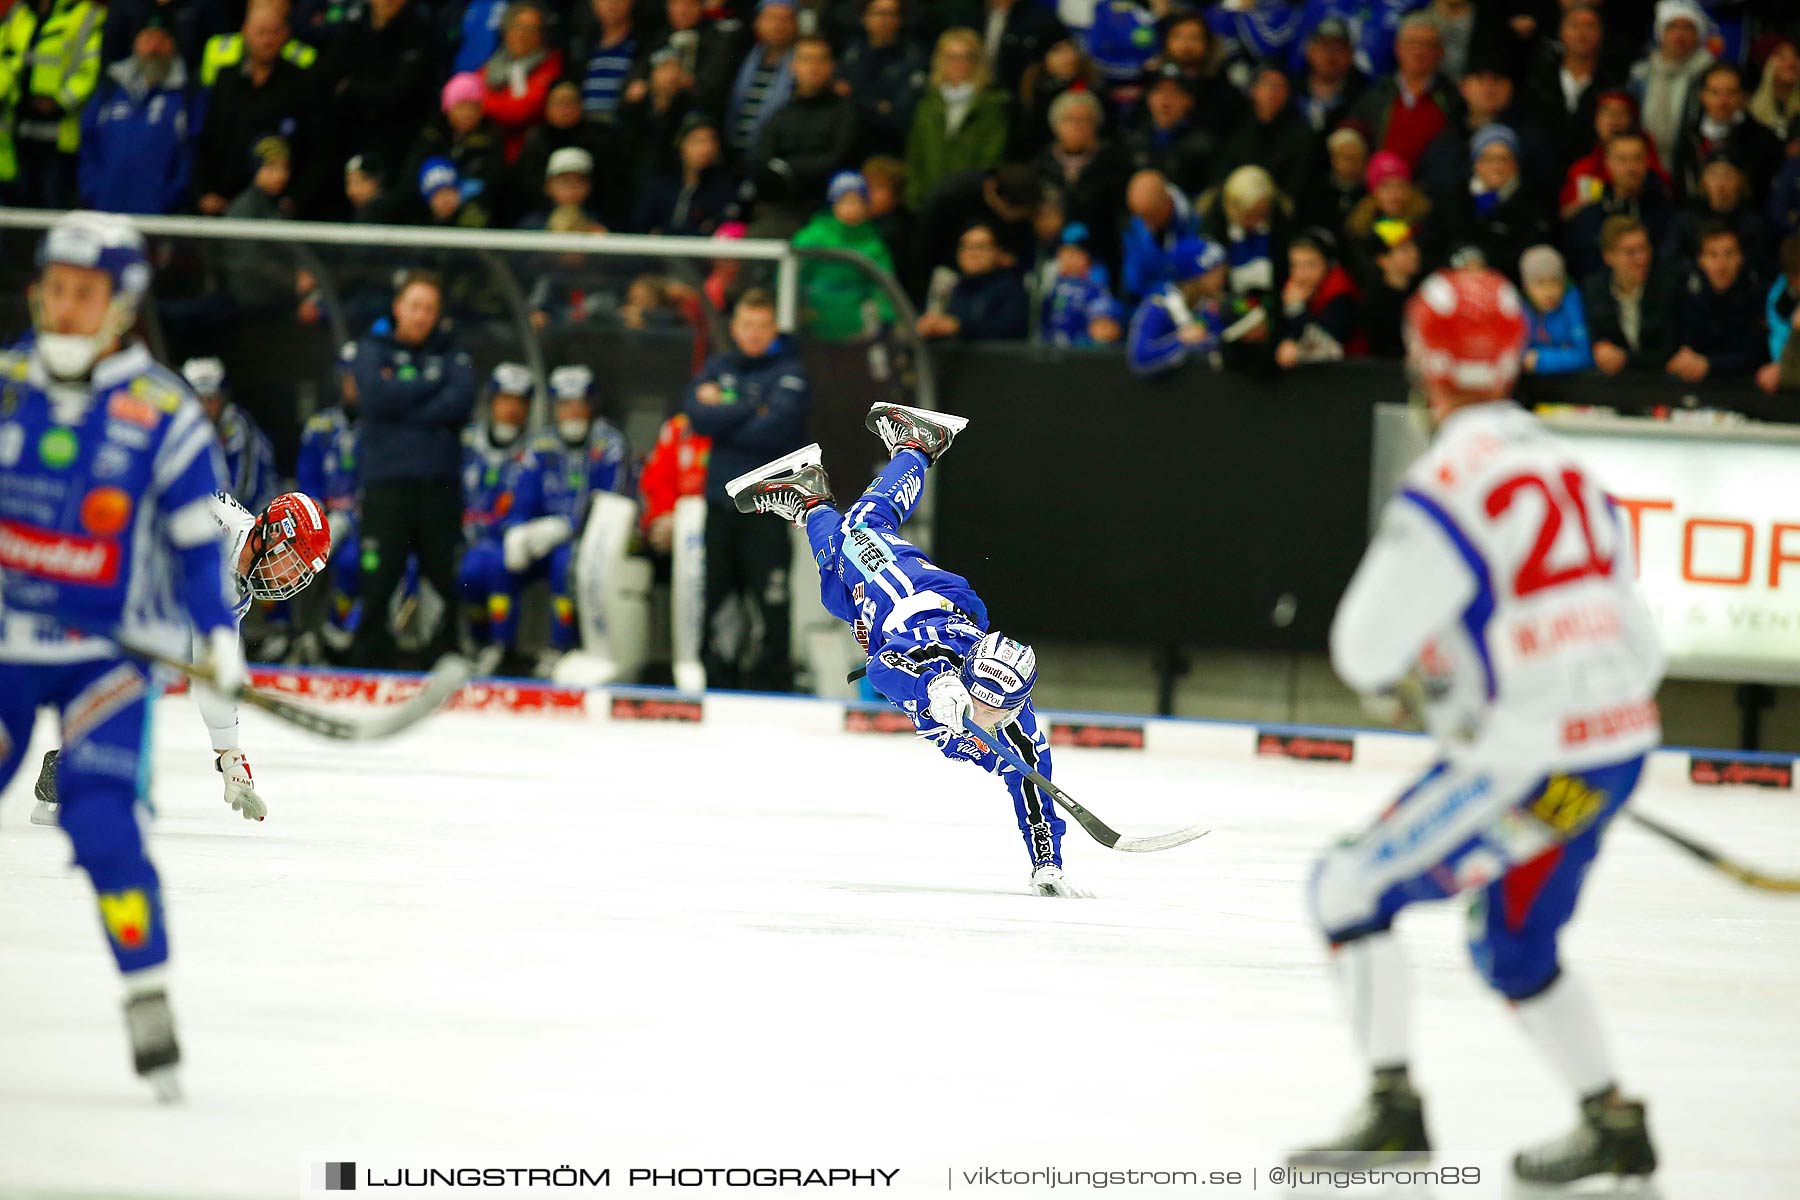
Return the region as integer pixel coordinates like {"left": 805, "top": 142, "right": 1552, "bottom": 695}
{"left": 2, "top": 693, "right": 1799, "bottom": 1200}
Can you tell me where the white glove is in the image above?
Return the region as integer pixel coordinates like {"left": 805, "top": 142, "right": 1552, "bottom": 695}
{"left": 326, "top": 510, "right": 350, "bottom": 552}
{"left": 216, "top": 748, "right": 266, "bottom": 821}
{"left": 203, "top": 627, "right": 246, "bottom": 697}
{"left": 503, "top": 516, "right": 574, "bottom": 572}
{"left": 926, "top": 671, "right": 974, "bottom": 732}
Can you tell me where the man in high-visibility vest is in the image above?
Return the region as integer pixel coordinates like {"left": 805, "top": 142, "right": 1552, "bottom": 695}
{"left": 197, "top": 0, "right": 315, "bottom": 89}
{"left": 194, "top": 0, "right": 321, "bottom": 214}
{"left": 0, "top": 0, "right": 105, "bottom": 206}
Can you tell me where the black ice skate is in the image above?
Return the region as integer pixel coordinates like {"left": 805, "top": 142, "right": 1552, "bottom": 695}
{"left": 865, "top": 402, "right": 969, "bottom": 464}
{"left": 1288, "top": 1068, "right": 1431, "bottom": 1168}
{"left": 1513, "top": 1090, "right": 1657, "bottom": 1187}
{"left": 29, "top": 748, "right": 59, "bottom": 826}
{"left": 124, "top": 986, "right": 182, "bottom": 1103}
{"left": 726, "top": 443, "right": 835, "bottom": 525}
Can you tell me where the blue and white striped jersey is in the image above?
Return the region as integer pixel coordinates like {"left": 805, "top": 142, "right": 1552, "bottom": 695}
{"left": 0, "top": 339, "right": 236, "bottom": 662}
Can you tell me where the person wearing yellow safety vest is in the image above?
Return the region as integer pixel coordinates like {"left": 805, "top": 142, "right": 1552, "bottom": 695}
{"left": 196, "top": 22, "right": 317, "bottom": 88}
{"left": 195, "top": 0, "right": 323, "bottom": 215}
{"left": 0, "top": 0, "right": 105, "bottom": 206}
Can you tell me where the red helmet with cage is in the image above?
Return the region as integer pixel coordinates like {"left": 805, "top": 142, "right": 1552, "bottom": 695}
{"left": 245, "top": 493, "right": 331, "bottom": 601}
{"left": 1403, "top": 267, "right": 1529, "bottom": 396}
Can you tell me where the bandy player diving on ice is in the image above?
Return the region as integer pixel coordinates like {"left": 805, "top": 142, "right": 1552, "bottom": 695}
{"left": 726, "top": 403, "right": 1073, "bottom": 897}
{"left": 1293, "top": 267, "right": 1665, "bottom": 1189}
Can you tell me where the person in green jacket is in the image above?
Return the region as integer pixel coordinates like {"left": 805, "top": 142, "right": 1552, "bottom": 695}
{"left": 904, "top": 27, "right": 1010, "bottom": 211}
{"left": 793, "top": 169, "right": 898, "bottom": 341}
{"left": 0, "top": 0, "right": 104, "bottom": 205}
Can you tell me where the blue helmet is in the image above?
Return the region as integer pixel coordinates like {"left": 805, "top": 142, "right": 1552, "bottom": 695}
{"left": 33, "top": 211, "right": 151, "bottom": 378}
{"left": 961, "top": 632, "right": 1038, "bottom": 717}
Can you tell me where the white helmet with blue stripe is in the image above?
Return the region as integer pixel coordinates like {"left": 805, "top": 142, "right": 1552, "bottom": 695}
{"left": 32, "top": 211, "right": 151, "bottom": 379}
{"left": 961, "top": 632, "right": 1038, "bottom": 718}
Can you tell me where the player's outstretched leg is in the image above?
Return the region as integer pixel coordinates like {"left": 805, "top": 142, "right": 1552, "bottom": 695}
{"left": 30, "top": 748, "right": 60, "bottom": 826}
{"left": 727, "top": 443, "right": 836, "bottom": 525}
{"left": 866, "top": 403, "right": 968, "bottom": 464}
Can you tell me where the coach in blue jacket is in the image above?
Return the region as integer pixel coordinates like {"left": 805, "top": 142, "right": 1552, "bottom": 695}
{"left": 348, "top": 270, "right": 476, "bottom": 668}
{"left": 681, "top": 287, "right": 811, "bottom": 691}
{"left": 78, "top": 20, "right": 205, "bottom": 214}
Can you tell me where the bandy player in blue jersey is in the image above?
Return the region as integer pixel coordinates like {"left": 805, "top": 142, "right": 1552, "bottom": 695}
{"left": 726, "top": 404, "right": 1071, "bottom": 897}
{"left": 0, "top": 212, "right": 247, "bottom": 1100}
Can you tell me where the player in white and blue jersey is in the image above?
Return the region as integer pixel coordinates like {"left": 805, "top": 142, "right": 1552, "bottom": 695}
{"left": 726, "top": 404, "right": 1070, "bottom": 897}
{"left": 0, "top": 212, "right": 247, "bottom": 1100}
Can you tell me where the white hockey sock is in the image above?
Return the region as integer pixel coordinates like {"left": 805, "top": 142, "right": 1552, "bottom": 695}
{"left": 1334, "top": 932, "right": 1410, "bottom": 1071}
{"left": 1511, "top": 971, "right": 1616, "bottom": 1099}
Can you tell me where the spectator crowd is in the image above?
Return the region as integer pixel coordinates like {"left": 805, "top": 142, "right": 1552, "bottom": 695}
{"left": 9, "top": 0, "right": 1799, "bottom": 391}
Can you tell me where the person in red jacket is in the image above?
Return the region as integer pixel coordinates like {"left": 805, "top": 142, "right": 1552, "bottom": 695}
{"left": 1274, "top": 231, "right": 1366, "bottom": 368}
{"left": 481, "top": 1, "right": 564, "bottom": 163}
{"left": 639, "top": 413, "right": 712, "bottom": 553}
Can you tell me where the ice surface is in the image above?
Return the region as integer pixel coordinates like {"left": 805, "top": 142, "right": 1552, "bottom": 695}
{"left": 2, "top": 698, "right": 1798, "bottom": 1198}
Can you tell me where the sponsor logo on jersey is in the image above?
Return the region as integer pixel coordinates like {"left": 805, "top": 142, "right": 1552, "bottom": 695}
{"left": 1051, "top": 721, "right": 1146, "bottom": 750}
{"left": 1560, "top": 698, "right": 1658, "bottom": 748}
{"left": 37, "top": 427, "right": 77, "bottom": 469}
{"left": 1689, "top": 755, "right": 1794, "bottom": 789}
{"left": 610, "top": 696, "right": 703, "bottom": 722}
{"left": 79, "top": 487, "right": 133, "bottom": 538}
{"left": 92, "top": 444, "right": 132, "bottom": 478}
{"left": 845, "top": 524, "right": 899, "bottom": 583}
{"left": 97, "top": 888, "right": 152, "bottom": 950}
{"left": 1526, "top": 774, "right": 1607, "bottom": 836}
{"left": 1256, "top": 731, "right": 1356, "bottom": 763}
{"left": 0, "top": 518, "right": 121, "bottom": 585}
{"left": 107, "top": 392, "right": 160, "bottom": 428}
{"left": 129, "top": 375, "right": 182, "bottom": 413}
{"left": 104, "top": 420, "right": 152, "bottom": 449}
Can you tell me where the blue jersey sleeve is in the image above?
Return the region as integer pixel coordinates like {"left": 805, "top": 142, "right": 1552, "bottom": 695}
{"left": 1128, "top": 295, "right": 1197, "bottom": 377}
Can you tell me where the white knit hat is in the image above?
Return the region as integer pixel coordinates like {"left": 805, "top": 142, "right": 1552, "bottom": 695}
{"left": 1654, "top": 0, "right": 1706, "bottom": 41}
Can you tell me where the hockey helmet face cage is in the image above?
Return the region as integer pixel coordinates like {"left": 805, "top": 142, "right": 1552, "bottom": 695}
{"left": 1402, "top": 268, "right": 1527, "bottom": 400}
{"left": 245, "top": 493, "right": 332, "bottom": 600}
{"left": 31, "top": 212, "right": 151, "bottom": 379}
{"left": 961, "top": 632, "right": 1038, "bottom": 726}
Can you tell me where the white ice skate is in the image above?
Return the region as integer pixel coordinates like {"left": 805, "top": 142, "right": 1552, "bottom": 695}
{"left": 726, "top": 444, "right": 834, "bottom": 525}
{"left": 1032, "top": 864, "right": 1075, "bottom": 897}
{"left": 865, "top": 402, "right": 969, "bottom": 464}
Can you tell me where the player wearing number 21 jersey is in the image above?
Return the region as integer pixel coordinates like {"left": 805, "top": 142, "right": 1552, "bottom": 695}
{"left": 1295, "top": 268, "right": 1665, "bottom": 1188}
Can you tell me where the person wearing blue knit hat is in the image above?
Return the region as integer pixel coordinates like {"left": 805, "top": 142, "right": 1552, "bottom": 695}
{"left": 1126, "top": 234, "right": 1232, "bottom": 376}
{"left": 1040, "top": 222, "right": 1124, "bottom": 348}
{"left": 1450, "top": 121, "right": 1551, "bottom": 282}
{"left": 417, "top": 155, "right": 490, "bottom": 227}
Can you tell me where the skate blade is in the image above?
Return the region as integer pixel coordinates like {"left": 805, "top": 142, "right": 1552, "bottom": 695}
{"left": 29, "top": 800, "right": 58, "bottom": 827}
{"left": 143, "top": 1066, "right": 182, "bottom": 1104}
{"left": 724, "top": 443, "right": 824, "bottom": 499}
{"left": 870, "top": 401, "right": 969, "bottom": 434}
